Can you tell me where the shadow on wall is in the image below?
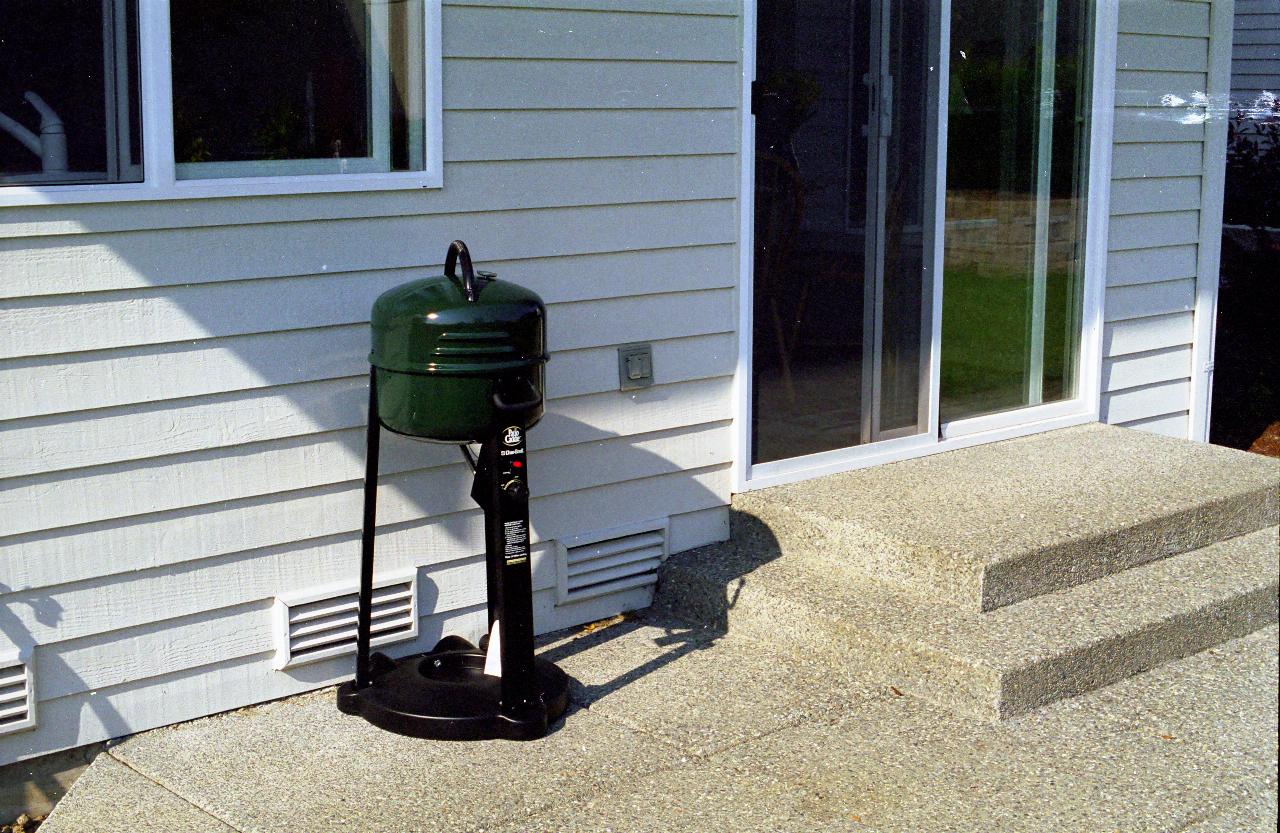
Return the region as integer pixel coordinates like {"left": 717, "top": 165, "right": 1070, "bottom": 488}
{"left": 0, "top": 386, "right": 726, "bottom": 778}
{"left": 0, "top": 585, "right": 128, "bottom": 807}
{"left": 536, "top": 510, "right": 782, "bottom": 720}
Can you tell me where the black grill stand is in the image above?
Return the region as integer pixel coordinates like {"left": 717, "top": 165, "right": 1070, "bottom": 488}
{"left": 336, "top": 369, "right": 569, "bottom": 740}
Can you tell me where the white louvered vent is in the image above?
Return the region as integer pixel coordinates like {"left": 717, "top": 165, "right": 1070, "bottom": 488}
{"left": 0, "top": 652, "right": 35, "bottom": 736}
{"left": 273, "top": 571, "right": 418, "bottom": 670}
{"left": 556, "top": 519, "right": 669, "bottom": 605}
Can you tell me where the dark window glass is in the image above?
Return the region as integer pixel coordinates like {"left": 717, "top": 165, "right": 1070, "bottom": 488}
{"left": 170, "top": 0, "right": 426, "bottom": 179}
{"left": 0, "top": 0, "right": 142, "bottom": 186}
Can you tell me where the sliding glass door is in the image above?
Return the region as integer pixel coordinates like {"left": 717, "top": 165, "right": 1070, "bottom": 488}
{"left": 745, "top": 0, "right": 1096, "bottom": 479}
{"left": 750, "top": 0, "right": 935, "bottom": 465}
{"left": 939, "top": 0, "right": 1092, "bottom": 423}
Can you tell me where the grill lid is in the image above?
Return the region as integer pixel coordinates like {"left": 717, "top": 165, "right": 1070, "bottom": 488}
{"left": 370, "top": 241, "right": 547, "bottom": 376}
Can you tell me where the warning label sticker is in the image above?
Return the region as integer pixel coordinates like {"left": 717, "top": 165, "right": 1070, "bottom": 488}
{"left": 503, "top": 520, "right": 528, "bottom": 561}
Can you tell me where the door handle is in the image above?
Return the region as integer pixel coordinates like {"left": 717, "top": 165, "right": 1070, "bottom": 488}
{"left": 881, "top": 75, "right": 893, "bottom": 138}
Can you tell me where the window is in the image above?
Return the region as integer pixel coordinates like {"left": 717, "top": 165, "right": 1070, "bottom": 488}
{"left": 171, "top": 0, "right": 428, "bottom": 179}
{"left": 0, "top": 0, "right": 441, "bottom": 203}
{"left": 939, "top": 0, "right": 1092, "bottom": 422}
{"left": 0, "top": 0, "right": 142, "bottom": 186}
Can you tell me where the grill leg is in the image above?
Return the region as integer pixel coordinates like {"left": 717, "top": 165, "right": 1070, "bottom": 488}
{"left": 355, "top": 369, "right": 381, "bottom": 689}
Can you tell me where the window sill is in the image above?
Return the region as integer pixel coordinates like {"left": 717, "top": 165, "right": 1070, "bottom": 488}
{"left": 0, "top": 168, "right": 444, "bottom": 207}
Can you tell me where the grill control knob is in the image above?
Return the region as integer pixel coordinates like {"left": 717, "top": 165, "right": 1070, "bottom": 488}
{"left": 501, "top": 477, "right": 529, "bottom": 501}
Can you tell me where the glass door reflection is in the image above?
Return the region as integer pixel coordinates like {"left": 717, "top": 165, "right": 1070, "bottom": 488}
{"left": 751, "top": 0, "right": 936, "bottom": 465}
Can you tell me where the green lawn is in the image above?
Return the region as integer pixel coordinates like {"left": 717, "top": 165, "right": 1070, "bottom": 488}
{"left": 940, "top": 265, "right": 1075, "bottom": 420}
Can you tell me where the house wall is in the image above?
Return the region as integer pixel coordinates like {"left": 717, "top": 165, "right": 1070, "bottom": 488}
{"left": 1101, "top": 0, "right": 1233, "bottom": 438}
{"left": 1231, "top": 0, "right": 1280, "bottom": 102}
{"left": 0, "top": 0, "right": 741, "bottom": 764}
{"left": 1, "top": 0, "right": 1245, "bottom": 767}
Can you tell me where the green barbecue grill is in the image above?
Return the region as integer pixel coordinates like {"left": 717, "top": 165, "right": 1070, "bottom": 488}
{"left": 337, "top": 240, "right": 570, "bottom": 741}
{"left": 369, "top": 242, "right": 548, "bottom": 442}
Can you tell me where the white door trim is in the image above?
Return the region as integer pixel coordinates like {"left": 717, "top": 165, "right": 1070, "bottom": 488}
{"left": 1187, "top": 0, "right": 1235, "bottom": 443}
{"left": 734, "top": 0, "right": 1113, "bottom": 493}
{"left": 730, "top": 0, "right": 758, "bottom": 493}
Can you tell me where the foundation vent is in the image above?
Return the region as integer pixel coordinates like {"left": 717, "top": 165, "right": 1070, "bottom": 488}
{"left": 556, "top": 519, "right": 669, "bottom": 604}
{"left": 0, "top": 652, "right": 35, "bottom": 736}
{"left": 273, "top": 571, "right": 418, "bottom": 670}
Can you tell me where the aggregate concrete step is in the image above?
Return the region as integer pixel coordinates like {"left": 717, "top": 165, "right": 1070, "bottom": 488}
{"left": 654, "top": 516, "right": 1279, "bottom": 720}
{"left": 737, "top": 423, "right": 1280, "bottom": 612}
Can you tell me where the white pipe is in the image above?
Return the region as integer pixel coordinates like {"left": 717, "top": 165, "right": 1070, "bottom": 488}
{"left": 0, "top": 110, "right": 41, "bottom": 156}
{"left": 24, "top": 92, "right": 68, "bottom": 173}
{"left": 0, "top": 91, "right": 68, "bottom": 173}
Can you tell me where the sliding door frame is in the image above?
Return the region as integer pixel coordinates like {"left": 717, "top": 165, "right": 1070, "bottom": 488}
{"left": 733, "top": 0, "right": 1117, "bottom": 492}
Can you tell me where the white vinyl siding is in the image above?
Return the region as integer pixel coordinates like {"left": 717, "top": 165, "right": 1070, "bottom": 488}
{"left": 1232, "top": 0, "right": 1280, "bottom": 101}
{"left": 0, "top": 0, "right": 738, "bottom": 764}
{"left": 1102, "top": 0, "right": 1232, "bottom": 438}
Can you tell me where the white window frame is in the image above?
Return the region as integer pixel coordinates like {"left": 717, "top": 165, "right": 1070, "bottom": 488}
{"left": 0, "top": 0, "right": 443, "bottom": 207}
{"left": 734, "top": 0, "right": 1119, "bottom": 492}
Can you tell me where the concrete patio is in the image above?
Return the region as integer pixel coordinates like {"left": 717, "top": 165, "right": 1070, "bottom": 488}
{"left": 41, "top": 616, "right": 1278, "bottom": 833}
{"left": 39, "top": 424, "right": 1280, "bottom": 832}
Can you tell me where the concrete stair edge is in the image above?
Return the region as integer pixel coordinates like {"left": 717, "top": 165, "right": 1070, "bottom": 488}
{"left": 735, "top": 479, "right": 1279, "bottom": 613}
{"left": 653, "top": 526, "right": 1280, "bottom": 720}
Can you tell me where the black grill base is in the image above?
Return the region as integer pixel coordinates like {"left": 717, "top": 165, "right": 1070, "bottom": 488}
{"left": 336, "top": 643, "right": 570, "bottom": 742}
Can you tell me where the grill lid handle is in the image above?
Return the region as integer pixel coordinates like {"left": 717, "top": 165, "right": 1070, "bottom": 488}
{"left": 492, "top": 378, "right": 542, "bottom": 416}
{"left": 445, "top": 239, "right": 482, "bottom": 302}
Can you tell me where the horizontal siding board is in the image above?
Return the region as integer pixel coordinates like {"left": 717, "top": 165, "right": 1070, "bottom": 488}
{"left": 0, "top": 199, "right": 736, "bottom": 298}
{"left": 444, "top": 108, "right": 737, "bottom": 162}
{"left": 0, "top": 375, "right": 733, "bottom": 536}
{"left": 1233, "top": 26, "right": 1280, "bottom": 44}
{"left": 1119, "top": 410, "right": 1191, "bottom": 437}
{"left": 37, "top": 602, "right": 273, "bottom": 701}
{"left": 1106, "top": 244, "right": 1199, "bottom": 286}
{"left": 0, "top": 155, "right": 738, "bottom": 240}
{"left": 1101, "top": 378, "right": 1192, "bottom": 423}
{"left": 548, "top": 331, "right": 735, "bottom": 399}
{"left": 443, "top": 59, "right": 739, "bottom": 109}
{"left": 1114, "top": 70, "right": 1209, "bottom": 106}
{"left": 1235, "top": 15, "right": 1280, "bottom": 30}
{"left": 1232, "top": 43, "right": 1280, "bottom": 59}
{"left": 0, "top": 327, "right": 369, "bottom": 423}
{"left": 550, "top": 289, "right": 734, "bottom": 352}
{"left": 1104, "top": 278, "right": 1197, "bottom": 321}
{"left": 1, "top": 459, "right": 729, "bottom": 596}
{"left": 442, "top": 5, "right": 739, "bottom": 61}
{"left": 1230, "top": 71, "right": 1280, "bottom": 90}
{"left": 1117, "top": 33, "right": 1209, "bottom": 72}
{"left": 1118, "top": 0, "right": 1210, "bottom": 36}
{"left": 1103, "top": 311, "right": 1195, "bottom": 357}
{"left": 1108, "top": 210, "right": 1201, "bottom": 250}
{"left": 1, "top": 377, "right": 361, "bottom": 479}
{"left": 0, "top": 244, "right": 737, "bottom": 359}
{"left": 1108, "top": 176, "right": 1202, "bottom": 214}
{"left": 1110, "top": 142, "right": 1203, "bottom": 178}
{"left": 1102, "top": 345, "right": 1193, "bottom": 390}
{"left": 1236, "top": 1, "right": 1278, "bottom": 15}
{"left": 1, "top": 430, "right": 731, "bottom": 641}
{"left": 1113, "top": 107, "right": 1208, "bottom": 143}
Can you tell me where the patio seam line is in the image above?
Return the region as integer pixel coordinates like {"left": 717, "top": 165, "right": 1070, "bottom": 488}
{"left": 474, "top": 710, "right": 701, "bottom": 833}
{"left": 578, "top": 694, "right": 818, "bottom": 759}
{"left": 1166, "top": 775, "right": 1280, "bottom": 833}
{"left": 104, "top": 746, "right": 247, "bottom": 833}
{"left": 486, "top": 635, "right": 840, "bottom": 832}
{"left": 485, "top": 717, "right": 823, "bottom": 833}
